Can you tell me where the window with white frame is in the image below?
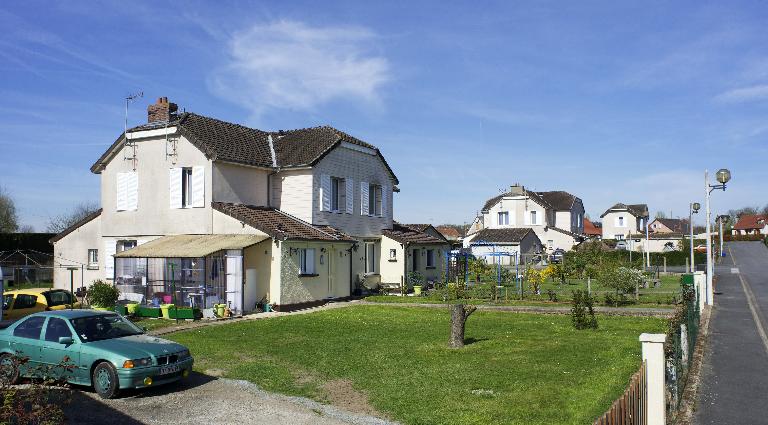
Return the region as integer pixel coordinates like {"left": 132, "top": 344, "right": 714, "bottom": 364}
{"left": 368, "top": 184, "right": 382, "bottom": 216}
{"left": 365, "top": 242, "right": 376, "bottom": 273}
{"left": 618, "top": 216, "right": 625, "bottom": 227}
{"left": 170, "top": 166, "right": 204, "bottom": 209}
{"left": 299, "top": 248, "right": 316, "bottom": 275}
{"left": 389, "top": 248, "right": 397, "bottom": 261}
{"left": 181, "top": 167, "right": 193, "bottom": 208}
{"left": 615, "top": 234, "right": 625, "bottom": 240}
{"left": 331, "top": 177, "right": 346, "bottom": 212}
{"left": 426, "top": 249, "right": 435, "bottom": 268}
{"left": 87, "top": 249, "right": 98, "bottom": 269}
{"left": 547, "top": 240, "right": 553, "bottom": 250}
{"left": 530, "top": 210, "right": 538, "bottom": 225}
{"left": 498, "top": 211, "right": 509, "bottom": 225}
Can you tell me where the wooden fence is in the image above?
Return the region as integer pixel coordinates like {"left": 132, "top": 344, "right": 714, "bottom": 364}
{"left": 594, "top": 361, "right": 647, "bottom": 425}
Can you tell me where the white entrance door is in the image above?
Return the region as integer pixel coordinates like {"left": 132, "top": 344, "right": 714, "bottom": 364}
{"left": 225, "top": 250, "right": 242, "bottom": 314}
{"left": 328, "top": 248, "right": 335, "bottom": 297}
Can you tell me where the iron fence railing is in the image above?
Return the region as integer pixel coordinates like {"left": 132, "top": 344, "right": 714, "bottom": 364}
{"left": 665, "top": 279, "right": 699, "bottom": 420}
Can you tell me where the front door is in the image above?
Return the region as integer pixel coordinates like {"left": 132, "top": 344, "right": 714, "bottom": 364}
{"left": 412, "top": 249, "right": 419, "bottom": 272}
{"left": 39, "top": 317, "right": 79, "bottom": 382}
{"left": 328, "top": 248, "right": 335, "bottom": 297}
{"left": 225, "top": 250, "right": 243, "bottom": 314}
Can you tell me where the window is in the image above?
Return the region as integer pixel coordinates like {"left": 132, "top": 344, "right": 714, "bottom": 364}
{"left": 116, "top": 240, "right": 138, "bottom": 278}
{"left": 365, "top": 242, "right": 376, "bottom": 273}
{"left": 13, "top": 294, "right": 37, "bottom": 309}
{"left": 498, "top": 211, "right": 509, "bottom": 225}
{"left": 117, "top": 240, "right": 137, "bottom": 252}
{"left": 369, "top": 184, "right": 382, "bottom": 216}
{"left": 181, "top": 167, "right": 193, "bottom": 208}
{"left": 618, "top": 216, "right": 625, "bottom": 227}
{"left": 13, "top": 316, "right": 45, "bottom": 340}
{"left": 331, "top": 177, "right": 346, "bottom": 212}
{"left": 530, "top": 211, "right": 538, "bottom": 225}
{"left": 389, "top": 248, "right": 397, "bottom": 261}
{"left": 426, "top": 249, "right": 435, "bottom": 268}
{"left": 299, "top": 248, "right": 316, "bottom": 275}
{"left": 615, "top": 234, "right": 625, "bottom": 240}
{"left": 45, "top": 318, "right": 73, "bottom": 343}
{"left": 116, "top": 172, "right": 138, "bottom": 211}
{"left": 547, "top": 240, "right": 554, "bottom": 250}
{"left": 88, "top": 249, "right": 99, "bottom": 268}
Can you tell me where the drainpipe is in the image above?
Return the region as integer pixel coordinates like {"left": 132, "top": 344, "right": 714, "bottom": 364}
{"left": 402, "top": 242, "right": 409, "bottom": 290}
{"left": 347, "top": 244, "right": 355, "bottom": 296}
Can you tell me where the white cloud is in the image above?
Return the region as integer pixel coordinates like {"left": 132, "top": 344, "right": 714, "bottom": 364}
{"left": 714, "top": 84, "right": 768, "bottom": 103}
{"left": 209, "top": 20, "right": 390, "bottom": 114}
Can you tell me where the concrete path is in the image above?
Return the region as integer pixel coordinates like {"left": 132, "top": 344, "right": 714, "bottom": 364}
{"left": 695, "top": 242, "right": 768, "bottom": 425}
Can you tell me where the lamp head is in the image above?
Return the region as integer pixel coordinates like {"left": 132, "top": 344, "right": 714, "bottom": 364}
{"left": 716, "top": 168, "right": 731, "bottom": 184}
{"left": 692, "top": 202, "right": 700, "bottom": 212}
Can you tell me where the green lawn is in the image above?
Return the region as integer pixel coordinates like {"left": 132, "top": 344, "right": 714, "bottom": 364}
{"left": 362, "top": 295, "right": 676, "bottom": 309}
{"left": 168, "top": 305, "right": 665, "bottom": 424}
{"left": 129, "top": 317, "right": 186, "bottom": 332}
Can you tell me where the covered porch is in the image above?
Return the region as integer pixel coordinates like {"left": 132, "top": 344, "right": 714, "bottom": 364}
{"left": 113, "top": 234, "right": 268, "bottom": 315}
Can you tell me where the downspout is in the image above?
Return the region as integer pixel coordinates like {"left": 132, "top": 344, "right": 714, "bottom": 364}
{"left": 402, "top": 242, "right": 409, "bottom": 290}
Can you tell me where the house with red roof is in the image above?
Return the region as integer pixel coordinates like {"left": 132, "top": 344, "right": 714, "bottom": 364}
{"left": 583, "top": 217, "right": 602, "bottom": 239}
{"left": 732, "top": 214, "right": 768, "bottom": 235}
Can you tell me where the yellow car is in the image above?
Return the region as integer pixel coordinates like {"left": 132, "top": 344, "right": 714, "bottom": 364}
{"left": 2, "top": 288, "right": 81, "bottom": 321}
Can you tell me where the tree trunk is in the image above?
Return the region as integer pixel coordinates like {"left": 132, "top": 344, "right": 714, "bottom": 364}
{"left": 448, "top": 304, "right": 477, "bottom": 349}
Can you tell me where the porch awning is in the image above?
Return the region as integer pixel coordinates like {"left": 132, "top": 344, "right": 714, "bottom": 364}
{"left": 114, "top": 234, "right": 269, "bottom": 258}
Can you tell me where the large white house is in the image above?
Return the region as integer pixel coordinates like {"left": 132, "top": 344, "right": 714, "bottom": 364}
{"left": 51, "top": 97, "right": 446, "bottom": 311}
{"left": 464, "top": 185, "right": 585, "bottom": 258}
{"left": 600, "top": 203, "right": 649, "bottom": 241}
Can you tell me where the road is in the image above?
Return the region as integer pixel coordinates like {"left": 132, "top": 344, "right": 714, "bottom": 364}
{"left": 695, "top": 241, "right": 768, "bottom": 425}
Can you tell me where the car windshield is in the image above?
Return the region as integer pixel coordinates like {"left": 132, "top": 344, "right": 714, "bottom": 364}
{"left": 44, "top": 290, "right": 73, "bottom": 307}
{"left": 70, "top": 314, "right": 143, "bottom": 342}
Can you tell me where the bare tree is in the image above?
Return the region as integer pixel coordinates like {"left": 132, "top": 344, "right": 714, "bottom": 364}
{"left": 46, "top": 201, "right": 99, "bottom": 233}
{"left": 448, "top": 304, "right": 477, "bottom": 348}
{"left": 0, "top": 186, "right": 19, "bottom": 233}
{"left": 655, "top": 211, "right": 667, "bottom": 219}
{"left": 19, "top": 224, "right": 35, "bottom": 233}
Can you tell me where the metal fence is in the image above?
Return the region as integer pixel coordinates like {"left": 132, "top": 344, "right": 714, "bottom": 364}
{"left": 594, "top": 361, "right": 647, "bottom": 425}
{"left": 665, "top": 279, "right": 699, "bottom": 419}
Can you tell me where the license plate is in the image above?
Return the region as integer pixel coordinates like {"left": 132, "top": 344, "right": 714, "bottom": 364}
{"left": 159, "top": 365, "right": 180, "bottom": 375}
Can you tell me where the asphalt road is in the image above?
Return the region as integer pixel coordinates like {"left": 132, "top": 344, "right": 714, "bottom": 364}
{"left": 695, "top": 242, "right": 768, "bottom": 425}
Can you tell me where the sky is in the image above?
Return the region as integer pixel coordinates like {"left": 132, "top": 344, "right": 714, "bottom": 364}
{"left": 1, "top": 0, "right": 766, "bottom": 231}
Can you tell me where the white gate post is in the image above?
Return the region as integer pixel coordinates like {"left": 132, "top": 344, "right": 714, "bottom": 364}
{"left": 640, "top": 333, "right": 667, "bottom": 425}
{"left": 694, "top": 271, "right": 706, "bottom": 312}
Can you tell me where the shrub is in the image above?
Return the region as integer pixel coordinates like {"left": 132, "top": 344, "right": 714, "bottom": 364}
{"left": 571, "top": 290, "right": 598, "bottom": 329}
{"left": 546, "top": 289, "right": 558, "bottom": 302}
{"left": 87, "top": 279, "right": 120, "bottom": 308}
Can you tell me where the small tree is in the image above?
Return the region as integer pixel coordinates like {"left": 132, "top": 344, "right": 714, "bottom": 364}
{"left": 87, "top": 280, "right": 120, "bottom": 308}
{"left": 599, "top": 266, "right": 644, "bottom": 304}
{"left": 571, "top": 290, "right": 598, "bottom": 329}
{"left": 525, "top": 267, "right": 546, "bottom": 295}
{"left": 46, "top": 201, "right": 99, "bottom": 233}
{"left": 0, "top": 186, "right": 18, "bottom": 233}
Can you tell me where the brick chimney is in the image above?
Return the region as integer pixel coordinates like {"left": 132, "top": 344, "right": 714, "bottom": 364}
{"left": 147, "top": 97, "right": 178, "bottom": 123}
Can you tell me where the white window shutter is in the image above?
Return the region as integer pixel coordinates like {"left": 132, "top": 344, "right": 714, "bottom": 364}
{"left": 191, "top": 166, "right": 205, "bottom": 208}
{"left": 116, "top": 173, "right": 127, "bottom": 211}
{"left": 104, "top": 240, "right": 116, "bottom": 280}
{"left": 345, "top": 178, "right": 354, "bottom": 214}
{"left": 307, "top": 249, "right": 315, "bottom": 274}
{"left": 169, "top": 168, "right": 182, "bottom": 209}
{"left": 360, "top": 181, "right": 369, "bottom": 215}
{"left": 380, "top": 184, "right": 388, "bottom": 217}
{"left": 126, "top": 172, "right": 138, "bottom": 211}
{"left": 320, "top": 174, "right": 331, "bottom": 212}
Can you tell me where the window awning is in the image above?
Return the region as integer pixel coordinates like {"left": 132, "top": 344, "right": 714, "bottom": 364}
{"left": 114, "top": 234, "right": 269, "bottom": 258}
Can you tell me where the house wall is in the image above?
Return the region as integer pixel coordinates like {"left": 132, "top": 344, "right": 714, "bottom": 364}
{"left": 470, "top": 244, "right": 521, "bottom": 266}
{"left": 276, "top": 240, "right": 352, "bottom": 306}
{"left": 312, "top": 145, "right": 394, "bottom": 238}
{"left": 602, "top": 211, "right": 645, "bottom": 240}
{"left": 243, "top": 239, "right": 273, "bottom": 310}
{"left": 271, "top": 169, "right": 313, "bottom": 223}
{"left": 406, "top": 244, "right": 447, "bottom": 285}
{"left": 629, "top": 238, "right": 682, "bottom": 253}
{"left": 533, "top": 227, "right": 577, "bottom": 252}
{"left": 483, "top": 196, "right": 551, "bottom": 230}
{"left": 100, "top": 133, "right": 214, "bottom": 237}
{"left": 379, "top": 236, "right": 404, "bottom": 286}
{"left": 520, "top": 231, "right": 543, "bottom": 255}
{"left": 52, "top": 215, "right": 103, "bottom": 290}
{"left": 212, "top": 162, "right": 270, "bottom": 206}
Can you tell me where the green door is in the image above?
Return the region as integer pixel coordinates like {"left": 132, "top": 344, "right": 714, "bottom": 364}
{"left": 40, "top": 317, "right": 79, "bottom": 382}
{"left": 9, "top": 316, "right": 46, "bottom": 375}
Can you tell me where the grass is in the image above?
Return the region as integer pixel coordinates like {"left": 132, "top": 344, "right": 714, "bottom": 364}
{"left": 362, "top": 295, "right": 677, "bottom": 309}
{"left": 129, "top": 317, "right": 186, "bottom": 332}
{"left": 168, "top": 305, "right": 666, "bottom": 424}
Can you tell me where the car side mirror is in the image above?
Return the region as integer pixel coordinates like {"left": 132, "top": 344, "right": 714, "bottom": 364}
{"left": 58, "top": 337, "right": 74, "bottom": 345}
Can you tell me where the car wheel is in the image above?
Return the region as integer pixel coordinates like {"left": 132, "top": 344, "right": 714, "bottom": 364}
{"left": 0, "top": 354, "right": 19, "bottom": 385}
{"left": 92, "top": 362, "right": 120, "bottom": 399}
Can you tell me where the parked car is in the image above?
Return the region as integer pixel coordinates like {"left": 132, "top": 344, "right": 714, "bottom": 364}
{"left": 615, "top": 240, "right": 629, "bottom": 251}
{"left": 549, "top": 249, "right": 565, "bottom": 263}
{"left": 2, "top": 288, "right": 82, "bottom": 321}
{"left": 694, "top": 244, "right": 708, "bottom": 253}
{"left": 0, "top": 310, "right": 193, "bottom": 398}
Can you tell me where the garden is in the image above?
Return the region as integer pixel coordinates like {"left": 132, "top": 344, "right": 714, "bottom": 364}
{"left": 168, "top": 305, "right": 666, "bottom": 424}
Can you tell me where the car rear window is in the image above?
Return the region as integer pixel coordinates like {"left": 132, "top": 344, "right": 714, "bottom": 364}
{"left": 13, "top": 294, "right": 38, "bottom": 309}
{"left": 44, "top": 290, "right": 73, "bottom": 307}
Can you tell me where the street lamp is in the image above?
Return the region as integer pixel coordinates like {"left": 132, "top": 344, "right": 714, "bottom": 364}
{"left": 717, "top": 215, "right": 730, "bottom": 258}
{"left": 689, "top": 202, "right": 700, "bottom": 273}
{"left": 705, "top": 168, "right": 731, "bottom": 306}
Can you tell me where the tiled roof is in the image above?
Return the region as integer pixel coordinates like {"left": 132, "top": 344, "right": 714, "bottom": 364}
{"left": 546, "top": 226, "right": 582, "bottom": 238}
{"left": 733, "top": 214, "right": 768, "bottom": 230}
{"left": 90, "top": 113, "right": 399, "bottom": 184}
{"left": 212, "top": 202, "right": 354, "bottom": 242}
{"left": 49, "top": 209, "right": 102, "bottom": 243}
{"left": 600, "top": 203, "right": 649, "bottom": 218}
{"left": 536, "top": 191, "right": 578, "bottom": 211}
{"left": 583, "top": 218, "right": 602, "bottom": 236}
{"left": 651, "top": 218, "right": 690, "bottom": 233}
{"left": 470, "top": 228, "right": 534, "bottom": 244}
{"left": 481, "top": 190, "right": 552, "bottom": 212}
{"left": 436, "top": 226, "right": 462, "bottom": 240}
{"left": 382, "top": 223, "right": 447, "bottom": 245}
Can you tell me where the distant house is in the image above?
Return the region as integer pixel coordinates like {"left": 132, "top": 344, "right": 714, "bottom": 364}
{"left": 732, "top": 214, "right": 768, "bottom": 235}
{"left": 466, "top": 228, "right": 542, "bottom": 265}
{"left": 649, "top": 218, "right": 690, "bottom": 234}
{"left": 583, "top": 217, "right": 602, "bottom": 239}
{"left": 380, "top": 223, "right": 450, "bottom": 288}
{"left": 600, "top": 203, "right": 649, "bottom": 241}
{"left": 435, "top": 225, "right": 464, "bottom": 248}
{"left": 464, "top": 185, "right": 584, "bottom": 253}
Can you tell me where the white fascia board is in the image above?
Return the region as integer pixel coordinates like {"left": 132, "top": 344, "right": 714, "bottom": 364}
{"left": 126, "top": 126, "right": 178, "bottom": 140}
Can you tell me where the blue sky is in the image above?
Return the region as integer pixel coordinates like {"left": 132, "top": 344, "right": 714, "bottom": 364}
{"left": 1, "top": 1, "right": 766, "bottom": 231}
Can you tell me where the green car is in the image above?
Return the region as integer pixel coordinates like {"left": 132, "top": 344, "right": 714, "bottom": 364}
{"left": 0, "top": 310, "right": 193, "bottom": 398}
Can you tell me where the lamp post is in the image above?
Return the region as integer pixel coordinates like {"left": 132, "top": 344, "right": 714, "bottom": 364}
{"left": 689, "top": 202, "right": 700, "bottom": 273}
{"left": 717, "top": 215, "right": 730, "bottom": 258}
{"left": 705, "top": 168, "right": 731, "bottom": 305}
{"left": 67, "top": 267, "right": 79, "bottom": 310}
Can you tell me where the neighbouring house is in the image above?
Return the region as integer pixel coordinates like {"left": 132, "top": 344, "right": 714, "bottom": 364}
{"left": 466, "top": 228, "right": 542, "bottom": 265}
{"left": 649, "top": 218, "right": 690, "bottom": 234}
{"left": 731, "top": 214, "right": 768, "bottom": 235}
{"left": 380, "top": 223, "right": 450, "bottom": 288}
{"left": 627, "top": 233, "right": 682, "bottom": 252}
{"left": 464, "top": 184, "right": 584, "bottom": 253}
{"left": 600, "top": 203, "right": 649, "bottom": 241}
{"left": 51, "top": 96, "right": 411, "bottom": 312}
{"left": 583, "top": 217, "right": 602, "bottom": 239}
{"left": 435, "top": 225, "right": 464, "bottom": 249}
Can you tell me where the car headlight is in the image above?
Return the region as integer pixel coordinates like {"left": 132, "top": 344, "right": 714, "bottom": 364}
{"left": 123, "top": 357, "right": 152, "bottom": 368}
{"left": 177, "top": 349, "right": 191, "bottom": 359}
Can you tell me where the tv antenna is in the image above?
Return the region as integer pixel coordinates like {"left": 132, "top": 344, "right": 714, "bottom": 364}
{"left": 124, "top": 91, "right": 143, "bottom": 169}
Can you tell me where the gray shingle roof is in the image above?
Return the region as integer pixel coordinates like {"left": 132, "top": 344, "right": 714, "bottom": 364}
{"left": 382, "top": 223, "right": 448, "bottom": 245}
{"left": 536, "top": 191, "right": 578, "bottom": 211}
{"left": 470, "top": 228, "right": 534, "bottom": 244}
{"left": 600, "top": 203, "right": 649, "bottom": 218}
{"left": 481, "top": 190, "right": 552, "bottom": 212}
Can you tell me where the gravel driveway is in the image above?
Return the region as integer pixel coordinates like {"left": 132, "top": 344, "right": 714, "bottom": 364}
{"left": 64, "top": 372, "right": 397, "bottom": 425}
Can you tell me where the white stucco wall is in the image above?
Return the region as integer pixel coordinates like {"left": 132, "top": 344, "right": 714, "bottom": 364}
{"left": 602, "top": 211, "right": 644, "bottom": 240}
{"left": 52, "top": 214, "right": 103, "bottom": 290}
{"left": 271, "top": 169, "right": 313, "bottom": 223}
{"left": 212, "top": 162, "right": 270, "bottom": 206}
{"left": 276, "top": 240, "right": 352, "bottom": 306}
{"left": 484, "top": 196, "right": 551, "bottom": 230}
